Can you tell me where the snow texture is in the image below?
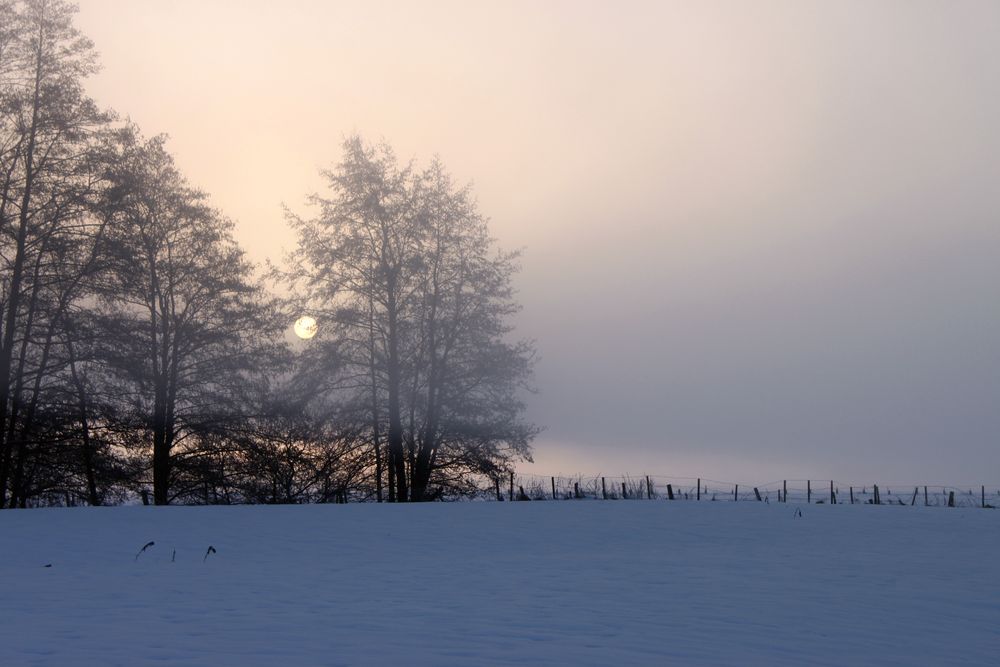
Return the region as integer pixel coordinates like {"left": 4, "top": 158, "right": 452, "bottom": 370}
{"left": 1, "top": 501, "right": 998, "bottom": 665}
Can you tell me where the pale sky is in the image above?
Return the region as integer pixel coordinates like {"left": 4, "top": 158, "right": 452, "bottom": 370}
{"left": 74, "top": 0, "right": 1000, "bottom": 484}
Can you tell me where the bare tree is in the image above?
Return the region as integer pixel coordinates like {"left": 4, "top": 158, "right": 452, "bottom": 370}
{"left": 405, "top": 160, "right": 537, "bottom": 499}
{"left": 284, "top": 136, "right": 537, "bottom": 501}
{"left": 0, "top": 0, "right": 108, "bottom": 505}
{"left": 95, "top": 128, "right": 286, "bottom": 505}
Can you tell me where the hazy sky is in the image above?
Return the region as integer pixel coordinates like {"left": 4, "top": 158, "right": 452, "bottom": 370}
{"left": 74, "top": 0, "right": 1000, "bottom": 484}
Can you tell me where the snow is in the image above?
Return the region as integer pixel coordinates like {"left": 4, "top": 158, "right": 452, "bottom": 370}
{"left": 1, "top": 501, "right": 998, "bottom": 665}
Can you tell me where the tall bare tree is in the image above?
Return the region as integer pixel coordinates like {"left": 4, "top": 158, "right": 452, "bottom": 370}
{"left": 284, "top": 136, "right": 537, "bottom": 501}
{"left": 95, "top": 129, "right": 286, "bottom": 505}
{"left": 0, "top": 0, "right": 108, "bottom": 505}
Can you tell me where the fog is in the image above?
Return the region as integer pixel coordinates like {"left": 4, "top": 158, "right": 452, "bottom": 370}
{"left": 75, "top": 0, "right": 1000, "bottom": 483}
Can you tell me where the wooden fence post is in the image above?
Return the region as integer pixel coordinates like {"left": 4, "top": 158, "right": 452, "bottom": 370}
{"left": 574, "top": 481, "right": 580, "bottom": 499}
{"left": 509, "top": 471, "right": 514, "bottom": 502}
{"left": 807, "top": 480, "right": 811, "bottom": 504}
{"left": 924, "top": 486, "right": 928, "bottom": 506}
{"left": 783, "top": 480, "right": 787, "bottom": 503}
{"left": 646, "top": 476, "right": 653, "bottom": 499}
{"left": 911, "top": 487, "right": 918, "bottom": 506}
{"left": 551, "top": 477, "right": 556, "bottom": 500}
{"left": 495, "top": 478, "right": 501, "bottom": 501}
{"left": 849, "top": 486, "right": 854, "bottom": 504}
{"left": 948, "top": 490, "right": 955, "bottom": 507}
{"left": 697, "top": 478, "right": 701, "bottom": 501}
{"left": 830, "top": 480, "right": 835, "bottom": 504}
{"left": 734, "top": 484, "right": 738, "bottom": 502}
{"left": 873, "top": 484, "right": 880, "bottom": 505}
{"left": 622, "top": 481, "right": 627, "bottom": 499}
{"left": 753, "top": 487, "right": 762, "bottom": 501}
{"left": 601, "top": 477, "right": 607, "bottom": 500}
{"left": 667, "top": 484, "right": 674, "bottom": 500}
{"left": 982, "top": 485, "right": 986, "bottom": 508}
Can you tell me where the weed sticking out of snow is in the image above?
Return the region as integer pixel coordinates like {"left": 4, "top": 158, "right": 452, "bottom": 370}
{"left": 134, "top": 540, "right": 154, "bottom": 561}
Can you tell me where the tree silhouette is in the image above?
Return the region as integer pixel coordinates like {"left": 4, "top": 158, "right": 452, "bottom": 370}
{"left": 283, "top": 137, "right": 537, "bottom": 501}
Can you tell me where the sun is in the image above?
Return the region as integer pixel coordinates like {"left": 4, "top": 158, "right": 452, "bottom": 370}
{"left": 293, "top": 316, "right": 318, "bottom": 340}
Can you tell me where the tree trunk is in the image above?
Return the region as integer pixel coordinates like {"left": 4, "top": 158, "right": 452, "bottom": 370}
{"left": 152, "top": 393, "right": 170, "bottom": 505}
{"left": 385, "top": 278, "right": 407, "bottom": 502}
{"left": 368, "top": 288, "right": 382, "bottom": 502}
{"left": 67, "top": 338, "right": 100, "bottom": 506}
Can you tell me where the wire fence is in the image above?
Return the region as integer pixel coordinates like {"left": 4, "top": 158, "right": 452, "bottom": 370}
{"left": 485, "top": 473, "right": 1000, "bottom": 508}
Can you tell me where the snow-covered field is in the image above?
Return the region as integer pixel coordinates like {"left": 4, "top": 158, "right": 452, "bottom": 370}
{"left": 1, "top": 501, "right": 997, "bottom": 666}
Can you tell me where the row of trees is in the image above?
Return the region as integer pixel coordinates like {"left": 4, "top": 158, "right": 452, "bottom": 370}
{"left": 0, "top": 0, "right": 536, "bottom": 507}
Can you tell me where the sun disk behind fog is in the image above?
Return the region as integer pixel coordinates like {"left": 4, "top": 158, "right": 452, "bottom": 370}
{"left": 293, "top": 316, "right": 318, "bottom": 339}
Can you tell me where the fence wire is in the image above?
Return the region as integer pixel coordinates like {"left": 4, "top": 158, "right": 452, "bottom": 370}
{"left": 486, "top": 473, "right": 999, "bottom": 508}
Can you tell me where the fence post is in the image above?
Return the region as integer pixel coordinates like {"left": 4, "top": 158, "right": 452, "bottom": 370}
{"left": 873, "top": 484, "right": 880, "bottom": 505}
{"left": 601, "top": 477, "right": 607, "bottom": 500}
{"left": 574, "top": 481, "right": 580, "bottom": 499}
{"left": 734, "top": 484, "right": 738, "bottom": 502}
{"left": 911, "top": 487, "right": 918, "bottom": 506}
{"left": 495, "top": 478, "right": 501, "bottom": 501}
{"left": 753, "top": 487, "right": 762, "bottom": 501}
{"left": 948, "top": 490, "right": 955, "bottom": 507}
{"left": 807, "top": 480, "right": 811, "bottom": 504}
{"left": 924, "top": 486, "right": 928, "bottom": 506}
{"left": 783, "top": 480, "right": 787, "bottom": 503}
{"left": 830, "top": 480, "right": 835, "bottom": 504}
{"left": 667, "top": 484, "right": 674, "bottom": 500}
{"left": 509, "top": 471, "right": 514, "bottom": 502}
{"left": 646, "top": 476, "right": 653, "bottom": 499}
{"left": 849, "top": 486, "right": 854, "bottom": 504}
{"left": 622, "top": 481, "right": 627, "bottom": 499}
{"left": 551, "top": 477, "right": 556, "bottom": 500}
{"left": 982, "top": 485, "right": 986, "bottom": 508}
{"left": 697, "top": 478, "right": 701, "bottom": 501}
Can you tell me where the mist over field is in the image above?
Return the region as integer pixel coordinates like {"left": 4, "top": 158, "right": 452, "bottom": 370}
{"left": 67, "top": 0, "right": 1000, "bottom": 483}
